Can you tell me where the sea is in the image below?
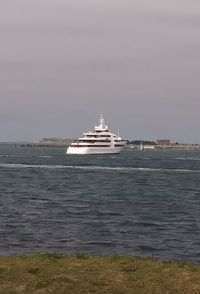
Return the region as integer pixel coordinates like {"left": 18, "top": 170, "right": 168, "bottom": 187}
{"left": 0, "top": 144, "right": 200, "bottom": 263}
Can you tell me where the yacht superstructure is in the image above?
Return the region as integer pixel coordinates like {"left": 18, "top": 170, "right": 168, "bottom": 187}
{"left": 66, "top": 115, "right": 126, "bottom": 155}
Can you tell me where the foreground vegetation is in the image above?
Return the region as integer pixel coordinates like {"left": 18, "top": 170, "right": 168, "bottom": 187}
{"left": 0, "top": 253, "right": 200, "bottom": 293}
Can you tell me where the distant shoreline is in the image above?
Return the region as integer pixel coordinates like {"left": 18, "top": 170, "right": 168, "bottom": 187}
{"left": 1, "top": 141, "right": 200, "bottom": 150}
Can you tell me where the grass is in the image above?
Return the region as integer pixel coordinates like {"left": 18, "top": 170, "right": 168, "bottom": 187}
{"left": 0, "top": 253, "right": 200, "bottom": 293}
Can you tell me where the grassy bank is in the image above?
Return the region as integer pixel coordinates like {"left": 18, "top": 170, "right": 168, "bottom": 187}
{"left": 0, "top": 253, "right": 200, "bottom": 293}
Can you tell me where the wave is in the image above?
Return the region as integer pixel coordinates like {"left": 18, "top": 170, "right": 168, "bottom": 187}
{"left": 0, "top": 163, "right": 70, "bottom": 169}
{"left": 0, "top": 154, "right": 53, "bottom": 158}
{"left": 36, "top": 155, "right": 53, "bottom": 158}
{"left": 0, "top": 163, "right": 199, "bottom": 173}
{"left": 172, "top": 157, "right": 200, "bottom": 161}
{"left": 142, "top": 157, "right": 200, "bottom": 161}
{"left": 1, "top": 154, "right": 199, "bottom": 162}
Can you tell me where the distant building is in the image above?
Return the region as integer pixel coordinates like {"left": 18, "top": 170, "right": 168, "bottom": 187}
{"left": 39, "top": 138, "right": 73, "bottom": 145}
{"left": 40, "top": 137, "right": 66, "bottom": 143}
{"left": 143, "top": 145, "right": 156, "bottom": 150}
{"left": 156, "top": 139, "right": 171, "bottom": 145}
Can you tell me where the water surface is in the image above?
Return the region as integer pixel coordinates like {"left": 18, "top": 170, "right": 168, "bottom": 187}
{"left": 0, "top": 145, "right": 200, "bottom": 263}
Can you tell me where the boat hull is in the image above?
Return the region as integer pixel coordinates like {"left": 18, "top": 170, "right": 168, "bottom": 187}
{"left": 66, "top": 146, "right": 124, "bottom": 155}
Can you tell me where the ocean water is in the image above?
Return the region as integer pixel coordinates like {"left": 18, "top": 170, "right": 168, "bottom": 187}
{"left": 0, "top": 145, "right": 200, "bottom": 263}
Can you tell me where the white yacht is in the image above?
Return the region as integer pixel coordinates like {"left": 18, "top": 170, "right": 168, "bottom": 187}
{"left": 66, "top": 115, "right": 126, "bottom": 155}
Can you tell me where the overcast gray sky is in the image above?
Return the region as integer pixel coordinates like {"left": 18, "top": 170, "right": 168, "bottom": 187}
{"left": 0, "top": 0, "right": 200, "bottom": 143}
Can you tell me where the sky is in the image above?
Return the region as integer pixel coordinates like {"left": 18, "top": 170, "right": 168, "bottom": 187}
{"left": 0, "top": 0, "right": 200, "bottom": 143}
